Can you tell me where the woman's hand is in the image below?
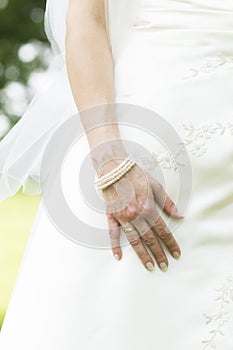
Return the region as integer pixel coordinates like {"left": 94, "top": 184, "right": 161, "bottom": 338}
{"left": 98, "top": 157, "right": 183, "bottom": 272}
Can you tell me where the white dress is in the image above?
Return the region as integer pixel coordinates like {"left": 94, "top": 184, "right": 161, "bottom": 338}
{"left": 0, "top": 0, "right": 233, "bottom": 349}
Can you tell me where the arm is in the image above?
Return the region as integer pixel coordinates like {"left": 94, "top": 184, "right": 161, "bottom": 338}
{"left": 65, "top": 0, "right": 126, "bottom": 173}
{"left": 66, "top": 0, "right": 113, "bottom": 110}
{"left": 65, "top": 0, "right": 182, "bottom": 271}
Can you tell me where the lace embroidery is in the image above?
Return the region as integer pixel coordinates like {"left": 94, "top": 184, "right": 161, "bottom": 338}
{"left": 182, "top": 121, "right": 233, "bottom": 157}
{"left": 183, "top": 52, "right": 233, "bottom": 80}
{"left": 138, "top": 122, "right": 233, "bottom": 172}
{"left": 138, "top": 148, "right": 185, "bottom": 173}
{"left": 201, "top": 275, "right": 233, "bottom": 349}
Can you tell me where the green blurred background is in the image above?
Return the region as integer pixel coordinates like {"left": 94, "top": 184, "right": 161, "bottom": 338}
{"left": 0, "top": 192, "right": 41, "bottom": 327}
{"left": 0, "top": 0, "right": 50, "bottom": 328}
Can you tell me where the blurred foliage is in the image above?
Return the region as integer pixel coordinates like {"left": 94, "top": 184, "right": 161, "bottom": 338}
{"left": 0, "top": 0, "right": 49, "bottom": 128}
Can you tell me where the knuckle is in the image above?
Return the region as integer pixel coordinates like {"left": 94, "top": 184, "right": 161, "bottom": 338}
{"left": 130, "top": 236, "right": 141, "bottom": 247}
{"left": 143, "top": 232, "right": 156, "bottom": 246}
{"left": 126, "top": 230, "right": 138, "bottom": 240}
{"left": 116, "top": 212, "right": 125, "bottom": 222}
{"left": 166, "top": 198, "right": 175, "bottom": 211}
{"left": 158, "top": 230, "right": 168, "bottom": 240}
{"left": 142, "top": 201, "right": 154, "bottom": 216}
{"left": 126, "top": 207, "right": 139, "bottom": 220}
{"left": 153, "top": 219, "right": 164, "bottom": 232}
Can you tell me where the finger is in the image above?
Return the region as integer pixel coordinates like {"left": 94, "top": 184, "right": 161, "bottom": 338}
{"left": 107, "top": 215, "right": 122, "bottom": 261}
{"left": 120, "top": 221, "right": 155, "bottom": 271}
{"left": 151, "top": 216, "right": 181, "bottom": 260}
{"left": 149, "top": 176, "right": 184, "bottom": 219}
{"left": 133, "top": 217, "right": 169, "bottom": 272}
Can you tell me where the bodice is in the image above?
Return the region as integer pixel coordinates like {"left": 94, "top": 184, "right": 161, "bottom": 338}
{"left": 133, "top": 0, "right": 233, "bottom": 29}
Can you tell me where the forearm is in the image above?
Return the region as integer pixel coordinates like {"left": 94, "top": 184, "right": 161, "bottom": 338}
{"left": 65, "top": 6, "right": 114, "bottom": 111}
{"left": 65, "top": 4, "right": 127, "bottom": 174}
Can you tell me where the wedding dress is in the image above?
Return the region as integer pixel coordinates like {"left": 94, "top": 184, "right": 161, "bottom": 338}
{"left": 0, "top": 0, "right": 233, "bottom": 349}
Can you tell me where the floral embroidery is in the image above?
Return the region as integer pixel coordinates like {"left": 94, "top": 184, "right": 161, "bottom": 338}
{"left": 138, "top": 150, "right": 185, "bottom": 172}
{"left": 140, "top": 122, "right": 233, "bottom": 172}
{"left": 183, "top": 52, "right": 233, "bottom": 80}
{"left": 201, "top": 275, "right": 233, "bottom": 349}
{"left": 182, "top": 121, "right": 233, "bottom": 157}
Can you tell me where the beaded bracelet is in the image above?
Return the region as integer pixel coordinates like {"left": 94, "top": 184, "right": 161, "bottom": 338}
{"left": 95, "top": 155, "right": 134, "bottom": 186}
{"left": 95, "top": 155, "right": 133, "bottom": 185}
{"left": 95, "top": 155, "right": 137, "bottom": 190}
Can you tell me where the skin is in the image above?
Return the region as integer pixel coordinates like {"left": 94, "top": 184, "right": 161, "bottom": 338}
{"left": 65, "top": 0, "right": 183, "bottom": 272}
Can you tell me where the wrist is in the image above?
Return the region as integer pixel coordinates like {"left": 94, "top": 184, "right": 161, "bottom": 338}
{"left": 95, "top": 155, "right": 137, "bottom": 190}
{"left": 91, "top": 140, "right": 128, "bottom": 177}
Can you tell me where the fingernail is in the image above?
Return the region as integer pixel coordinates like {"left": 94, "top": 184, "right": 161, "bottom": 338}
{"left": 114, "top": 254, "right": 120, "bottom": 260}
{"left": 173, "top": 251, "right": 180, "bottom": 259}
{"left": 174, "top": 208, "right": 185, "bottom": 218}
{"left": 159, "top": 262, "right": 168, "bottom": 271}
{"left": 146, "top": 262, "right": 154, "bottom": 271}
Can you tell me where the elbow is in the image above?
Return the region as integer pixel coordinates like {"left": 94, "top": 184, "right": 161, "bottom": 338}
{"left": 66, "top": 3, "right": 106, "bottom": 31}
{"left": 65, "top": 8, "right": 106, "bottom": 58}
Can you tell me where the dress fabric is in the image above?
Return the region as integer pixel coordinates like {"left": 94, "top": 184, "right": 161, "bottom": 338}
{"left": 0, "top": 0, "right": 233, "bottom": 349}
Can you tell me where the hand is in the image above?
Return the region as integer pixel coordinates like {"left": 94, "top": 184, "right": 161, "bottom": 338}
{"left": 99, "top": 158, "right": 184, "bottom": 272}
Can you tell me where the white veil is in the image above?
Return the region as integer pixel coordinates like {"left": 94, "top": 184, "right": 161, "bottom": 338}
{"left": 0, "top": 0, "right": 135, "bottom": 201}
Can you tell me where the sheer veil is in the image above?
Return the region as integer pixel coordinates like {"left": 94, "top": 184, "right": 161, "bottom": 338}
{"left": 0, "top": 0, "right": 135, "bottom": 201}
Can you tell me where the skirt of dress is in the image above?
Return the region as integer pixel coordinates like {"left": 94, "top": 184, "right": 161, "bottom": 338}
{"left": 0, "top": 1, "right": 233, "bottom": 349}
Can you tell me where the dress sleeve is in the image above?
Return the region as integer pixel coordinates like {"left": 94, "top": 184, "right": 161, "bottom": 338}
{"left": 44, "top": 0, "right": 69, "bottom": 60}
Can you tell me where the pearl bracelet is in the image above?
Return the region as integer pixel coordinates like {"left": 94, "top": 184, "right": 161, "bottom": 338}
{"left": 95, "top": 155, "right": 134, "bottom": 185}
{"left": 95, "top": 156, "right": 137, "bottom": 190}
{"left": 95, "top": 155, "right": 136, "bottom": 188}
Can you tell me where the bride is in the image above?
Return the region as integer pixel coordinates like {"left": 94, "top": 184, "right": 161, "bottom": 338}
{"left": 0, "top": 0, "right": 233, "bottom": 349}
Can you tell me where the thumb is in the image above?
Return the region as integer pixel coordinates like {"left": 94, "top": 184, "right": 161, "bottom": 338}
{"left": 149, "top": 176, "right": 184, "bottom": 219}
